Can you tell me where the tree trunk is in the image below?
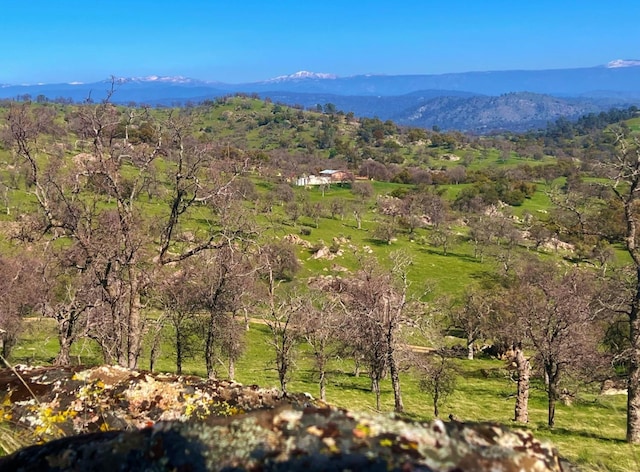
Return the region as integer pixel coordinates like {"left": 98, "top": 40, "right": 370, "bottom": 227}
{"left": 243, "top": 309, "right": 250, "bottom": 331}
{"left": 387, "top": 341, "right": 404, "bottom": 413}
{"left": 54, "top": 318, "right": 74, "bottom": 367}
{"left": 513, "top": 346, "right": 530, "bottom": 423}
{"left": 149, "top": 344, "right": 158, "bottom": 373}
{"left": 433, "top": 387, "right": 440, "bottom": 418}
{"left": 467, "top": 338, "right": 474, "bottom": 360}
{"left": 620, "top": 180, "right": 640, "bottom": 443}
{"left": 317, "top": 354, "right": 327, "bottom": 402}
{"left": 115, "top": 312, "right": 127, "bottom": 367}
{"left": 2, "top": 335, "right": 16, "bottom": 360}
{"left": 99, "top": 341, "right": 114, "bottom": 365}
{"left": 546, "top": 362, "right": 560, "bottom": 427}
{"left": 548, "top": 379, "right": 558, "bottom": 428}
{"left": 372, "top": 377, "right": 381, "bottom": 411}
{"left": 176, "top": 334, "right": 183, "bottom": 375}
{"left": 353, "top": 356, "right": 361, "bottom": 377}
{"left": 278, "top": 357, "right": 288, "bottom": 395}
{"left": 229, "top": 358, "right": 235, "bottom": 382}
{"left": 319, "top": 369, "right": 326, "bottom": 402}
{"left": 127, "top": 283, "right": 143, "bottom": 369}
{"left": 54, "top": 337, "right": 72, "bottom": 367}
{"left": 205, "top": 324, "right": 216, "bottom": 379}
{"left": 628, "top": 284, "right": 640, "bottom": 443}
{"left": 148, "top": 327, "right": 163, "bottom": 373}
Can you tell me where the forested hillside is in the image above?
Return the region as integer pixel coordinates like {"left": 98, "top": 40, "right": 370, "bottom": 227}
{"left": 1, "top": 95, "right": 640, "bottom": 470}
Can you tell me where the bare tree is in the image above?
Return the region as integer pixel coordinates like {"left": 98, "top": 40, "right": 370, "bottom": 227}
{"left": 398, "top": 191, "right": 446, "bottom": 235}
{"left": 329, "top": 198, "right": 346, "bottom": 220}
{"left": 261, "top": 270, "right": 301, "bottom": 395}
{"left": 156, "top": 264, "right": 203, "bottom": 375}
{"left": 481, "top": 287, "right": 531, "bottom": 424}
{"left": 331, "top": 253, "right": 411, "bottom": 412}
{"left": 260, "top": 241, "right": 300, "bottom": 282}
{"left": 490, "top": 214, "right": 523, "bottom": 274}
{"left": 41, "top": 253, "right": 98, "bottom": 366}
{"left": 0, "top": 255, "right": 43, "bottom": 359}
{"left": 197, "top": 246, "right": 251, "bottom": 380}
{"left": 3, "top": 100, "right": 252, "bottom": 369}
{"left": 467, "top": 216, "right": 495, "bottom": 261}
{"left": 451, "top": 288, "right": 491, "bottom": 360}
{"left": 429, "top": 226, "right": 454, "bottom": 256}
{"left": 297, "top": 290, "right": 342, "bottom": 401}
{"left": 417, "top": 351, "right": 458, "bottom": 418}
{"left": 373, "top": 218, "right": 397, "bottom": 245}
{"left": 493, "top": 258, "right": 607, "bottom": 427}
{"left": 547, "top": 129, "right": 640, "bottom": 442}
{"left": 350, "top": 181, "right": 374, "bottom": 200}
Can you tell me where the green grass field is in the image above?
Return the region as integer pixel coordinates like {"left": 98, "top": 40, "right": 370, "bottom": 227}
{"left": 627, "top": 117, "right": 640, "bottom": 132}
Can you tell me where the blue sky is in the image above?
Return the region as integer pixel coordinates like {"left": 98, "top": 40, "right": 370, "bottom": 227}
{"left": 2, "top": 0, "right": 639, "bottom": 84}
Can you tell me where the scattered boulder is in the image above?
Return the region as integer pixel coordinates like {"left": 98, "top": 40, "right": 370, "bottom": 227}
{"left": 601, "top": 378, "right": 627, "bottom": 396}
{"left": 330, "top": 264, "right": 349, "bottom": 273}
{"left": 332, "top": 236, "right": 350, "bottom": 246}
{"left": 283, "top": 233, "right": 313, "bottom": 248}
{"left": 541, "top": 237, "right": 575, "bottom": 253}
{"left": 311, "top": 245, "right": 343, "bottom": 260}
{"left": 312, "top": 245, "right": 332, "bottom": 259}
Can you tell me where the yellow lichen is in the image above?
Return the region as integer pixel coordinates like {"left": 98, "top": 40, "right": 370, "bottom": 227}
{"left": 29, "top": 404, "right": 77, "bottom": 439}
{"left": 379, "top": 438, "right": 393, "bottom": 447}
{"left": 322, "top": 437, "right": 340, "bottom": 453}
{"left": 353, "top": 423, "right": 371, "bottom": 438}
{"left": 1, "top": 393, "right": 13, "bottom": 422}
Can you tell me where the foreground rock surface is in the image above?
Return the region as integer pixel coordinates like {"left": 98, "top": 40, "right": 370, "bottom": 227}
{"left": 0, "top": 365, "right": 573, "bottom": 471}
{"left": 0, "top": 364, "right": 305, "bottom": 440}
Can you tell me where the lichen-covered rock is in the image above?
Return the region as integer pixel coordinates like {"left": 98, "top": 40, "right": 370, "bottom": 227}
{"left": 0, "top": 365, "right": 310, "bottom": 443}
{"left": 0, "top": 405, "right": 571, "bottom": 471}
{"left": 0, "top": 365, "right": 575, "bottom": 471}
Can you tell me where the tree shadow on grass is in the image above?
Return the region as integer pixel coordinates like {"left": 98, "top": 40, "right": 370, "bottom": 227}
{"left": 468, "top": 270, "right": 509, "bottom": 288}
{"left": 537, "top": 425, "right": 627, "bottom": 444}
{"left": 418, "top": 247, "right": 480, "bottom": 264}
{"left": 331, "top": 376, "right": 376, "bottom": 393}
{"left": 363, "top": 237, "right": 394, "bottom": 247}
{"left": 295, "top": 368, "right": 320, "bottom": 385}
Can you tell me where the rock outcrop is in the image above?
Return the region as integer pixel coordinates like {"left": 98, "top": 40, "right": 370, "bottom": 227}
{"left": 0, "top": 365, "right": 574, "bottom": 471}
{"left": 0, "top": 365, "right": 304, "bottom": 442}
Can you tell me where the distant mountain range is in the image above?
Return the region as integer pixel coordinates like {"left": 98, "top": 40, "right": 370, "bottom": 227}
{"left": 3, "top": 61, "right": 640, "bottom": 133}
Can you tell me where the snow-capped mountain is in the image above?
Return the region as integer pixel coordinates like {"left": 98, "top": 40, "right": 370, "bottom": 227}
{"left": 123, "top": 75, "right": 193, "bottom": 83}
{"left": 606, "top": 59, "right": 640, "bottom": 68}
{"left": 115, "top": 75, "right": 207, "bottom": 85}
{"left": 263, "top": 71, "right": 338, "bottom": 83}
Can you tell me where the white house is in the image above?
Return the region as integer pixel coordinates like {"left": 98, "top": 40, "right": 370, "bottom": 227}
{"left": 295, "top": 169, "right": 353, "bottom": 187}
